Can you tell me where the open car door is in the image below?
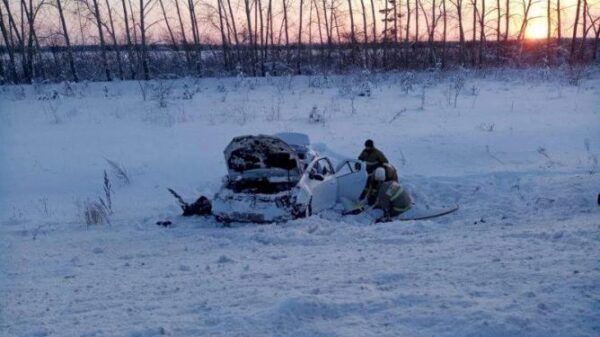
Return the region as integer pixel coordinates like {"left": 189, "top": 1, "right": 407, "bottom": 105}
{"left": 335, "top": 159, "right": 368, "bottom": 210}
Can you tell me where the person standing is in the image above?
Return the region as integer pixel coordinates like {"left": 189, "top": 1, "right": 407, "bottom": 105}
{"left": 358, "top": 139, "right": 389, "bottom": 174}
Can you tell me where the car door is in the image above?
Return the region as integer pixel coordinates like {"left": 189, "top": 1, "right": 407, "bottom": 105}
{"left": 335, "top": 159, "right": 368, "bottom": 210}
{"left": 303, "top": 157, "right": 338, "bottom": 213}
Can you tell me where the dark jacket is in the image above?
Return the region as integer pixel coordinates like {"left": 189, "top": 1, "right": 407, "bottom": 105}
{"left": 358, "top": 147, "right": 389, "bottom": 173}
{"left": 375, "top": 181, "right": 412, "bottom": 217}
{"left": 382, "top": 163, "right": 398, "bottom": 182}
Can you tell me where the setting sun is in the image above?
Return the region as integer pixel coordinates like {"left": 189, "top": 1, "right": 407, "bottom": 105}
{"left": 526, "top": 21, "right": 549, "bottom": 39}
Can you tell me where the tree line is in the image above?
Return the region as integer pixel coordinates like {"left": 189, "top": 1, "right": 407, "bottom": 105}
{"left": 0, "top": 0, "right": 599, "bottom": 83}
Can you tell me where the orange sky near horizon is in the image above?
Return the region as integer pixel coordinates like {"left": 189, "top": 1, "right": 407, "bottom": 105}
{"left": 2, "top": 0, "right": 599, "bottom": 46}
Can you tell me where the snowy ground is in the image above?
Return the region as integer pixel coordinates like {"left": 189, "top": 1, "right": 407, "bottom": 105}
{"left": 1, "top": 68, "right": 599, "bottom": 337}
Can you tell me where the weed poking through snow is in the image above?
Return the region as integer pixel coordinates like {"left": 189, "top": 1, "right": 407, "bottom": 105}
{"left": 105, "top": 159, "right": 131, "bottom": 185}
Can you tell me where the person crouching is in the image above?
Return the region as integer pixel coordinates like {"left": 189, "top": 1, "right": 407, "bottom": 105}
{"left": 372, "top": 167, "right": 412, "bottom": 220}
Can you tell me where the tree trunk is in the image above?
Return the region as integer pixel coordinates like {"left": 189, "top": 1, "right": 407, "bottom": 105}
{"left": 347, "top": 0, "right": 356, "bottom": 43}
{"left": 282, "top": 0, "right": 290, "bottom": 64}
{"left": 187, "top": 0, "right": 201, "bottom": 74}
{"left": 370, "top": 0, "right": 377, "bottom": 43}
{"left": 479, "top": 0, "right": 485, "bottom": 64}
{"left": 505, "top": 0, "right": 509, "bottom": 40}
{"left": 547, "top": 0, "right": 551, "bottom": 44}
{"left": 570, "top": 0, "right": 581, "bottom": 62}
{"left": 104, "top": 0, "right": 124, "bottom": 80}
{"left": 140, "top": 0, "right": 149, "bottom": 80}
{"left": 359, "top": 0, "right": 368, "bottom": 66}
{"left": 298, "top": 0, "right": 304, "bottom": 73}
{"left": 415, "top": 0, "right": 420, "bottom": 41}
{"left": 0, "top": 4, "right": 18, "bottom": 81}
{"left": 243, "top": 0, "right": 255, "bottom": 75}
{"left": 556, "top": 0, "right": 561, "bottom": 40}
{"left": 393, "top": 0, "right": 399, "bottom": 43}
{"left": 91, "top": 0, "right": 111, "bottom": 81}
{"left": 456, "top": 0, "right": 466, "bottom": 64}
{"left": 258, "top": 0, "right": 265, "bottom": 75}
{"left": 121, "top": 0, "right": 136, "bottom": 79}
{"left": 405, "top": 0, "right": 411, "bottom": 42}
{"left": 158, "top": 0, "right": 178, "bottom": 51}
{"left": 360, "top": 0, "right": 368, "bottom": 43}
{"left": 442, "top": 0, "right": 447, "bottom": 67}
{"left": 56, "top": 0, "right": 78, "bottom": 81}
{"left": 225, "top": 0, "right": 239, "bottom": 46}
{"left": 579, "top": 0, "right": 587, "bottom": 60}
{"left": 216, "top": 0, "right": 229, "bottom": 70}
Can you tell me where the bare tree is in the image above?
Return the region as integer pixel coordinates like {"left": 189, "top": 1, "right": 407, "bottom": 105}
{"left": 516, "top": 0, "right": 534, "bottom": 42}
{"left": 579, "top": 0, "right": 588, "bottom": 60}
{"left": 216, "top": 0, "right": 230, "bottom": 69}
{"left": 0, "top": 3, "right": 18, "bottom": 81}
{"left": 405, "top": 0, "right": 411, "bottom": 42}
{"left": 158, "top": 0, "right": 177, "bottom": 50}
{"left": 359, "top": 0, "right": 368, "bottom": 43}
{"left": 556, "top": 0, "right": 561, "bottom": 40}
{"left": 370, "top": 0, "right": 377, "bottom": 43}
{"left": 187, "top": 0, "right": 201, "bottom": 74}
{"left": 479, "top": 0, "right": 485, "bottom": 64}
{"left": 587, "top": 7, "right": 599, "bottom": 60}
{"left": 298, "top": 0, "right": 304, "bottom": 73}
{"left": 104, "top": 0, "right": 124, "bottom": 79}
{"left": 546, "top": 0, "right": 551, "bottom": 44}
{"left": 243, "top": 0, "right": 255, "bottom": 74}
{"left": 347, "top": 0, "right": 356, "bottom": 44}
{"left": 451, "top": 0, "right": 467, "bottom": 63}
{"left": 55, "top": 0, "right": 78, "bottom": 81}
{"left": 495, "top": 0, "right": 501, "bottom": 61}
{"left": 505, "top": 0, "right": 510, "bottom": 40}
{"left": 282, "top": 0, "right": 289, "bottom": 63}
{"left": 415, "top": 0, "right": 420, "bottom": 41}
{"left": 89, "top": 0, "right": 111, "bottom": 80}
{"left": 570, "top": 0, "right": 581, "bottom": 61}
{"left": 442, "top": 0, "right": 447, "bottom": 66}
{"left": 121, "top": 0, "right": 136, "bottom": 78}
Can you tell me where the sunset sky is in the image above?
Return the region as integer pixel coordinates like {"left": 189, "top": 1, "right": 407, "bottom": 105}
{"left": 3, "top": 0, "right": 600, "bottom": 46}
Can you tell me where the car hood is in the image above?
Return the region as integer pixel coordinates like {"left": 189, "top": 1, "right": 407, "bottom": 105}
{"left": 224, "top": 135, "right": 303, "bottom": 178}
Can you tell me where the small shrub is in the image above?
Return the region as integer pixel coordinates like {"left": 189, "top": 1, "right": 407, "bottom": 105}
{"left": 103, "top": 170, "right": 112, "bottom": 213}
{"left": 151, "top": 80, "right": 173, "bottom": 108}
{"left": 309, "top": 105, "right": 325, "bottom": 124}
{"left": 584, "top": 138, "right": 598, "bottom": 174}
{"left": 356, "top": 81, "right": 372, "bottom": 97}
{"left": 181, "top": 84, "right": 197, "bottom": 100}
{"left": 308, "top": 75, "right": 331, "bottom": 89}
{"left": 400, "top": 72, "right": 416, "bottom": 94}
{"left": 83, "top": 199, "right": 110, "bottom": 226}
{"left": 105, "top": 159, "right": 131, "bottom": 185}
{"left": 452, "top": 74, "right": 465, "bottom": 107}
{"left": 37, "top": 90, "right": 60, "bottom": 101}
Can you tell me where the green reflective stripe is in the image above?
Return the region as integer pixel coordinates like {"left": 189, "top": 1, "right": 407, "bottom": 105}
{"left": 389, "top": 186, "right": 404, "bottom": 201}
{"left": 393, "top": 205, "right": 411, "bottom": 212}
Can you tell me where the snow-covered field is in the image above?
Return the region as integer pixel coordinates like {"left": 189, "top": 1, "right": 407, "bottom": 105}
{"left": 1, "top": 68, "right": 599, "bottom": 337}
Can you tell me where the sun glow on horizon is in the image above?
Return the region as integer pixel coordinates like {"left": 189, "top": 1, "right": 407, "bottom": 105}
{"left": 525, "top": 21, "right": 549, "bottom": 40}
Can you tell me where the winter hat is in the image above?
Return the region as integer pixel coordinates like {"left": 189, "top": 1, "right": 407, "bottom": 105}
{"left": 374, "top": 167, "right": 386, "bottom": 182}
{"left": 365, "top": 139, "right": 374, "bottom": 148}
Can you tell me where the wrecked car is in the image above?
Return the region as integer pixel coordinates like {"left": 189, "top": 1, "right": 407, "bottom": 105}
{"left": 211, "top": 133, "right": 367, "bottom": 223}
